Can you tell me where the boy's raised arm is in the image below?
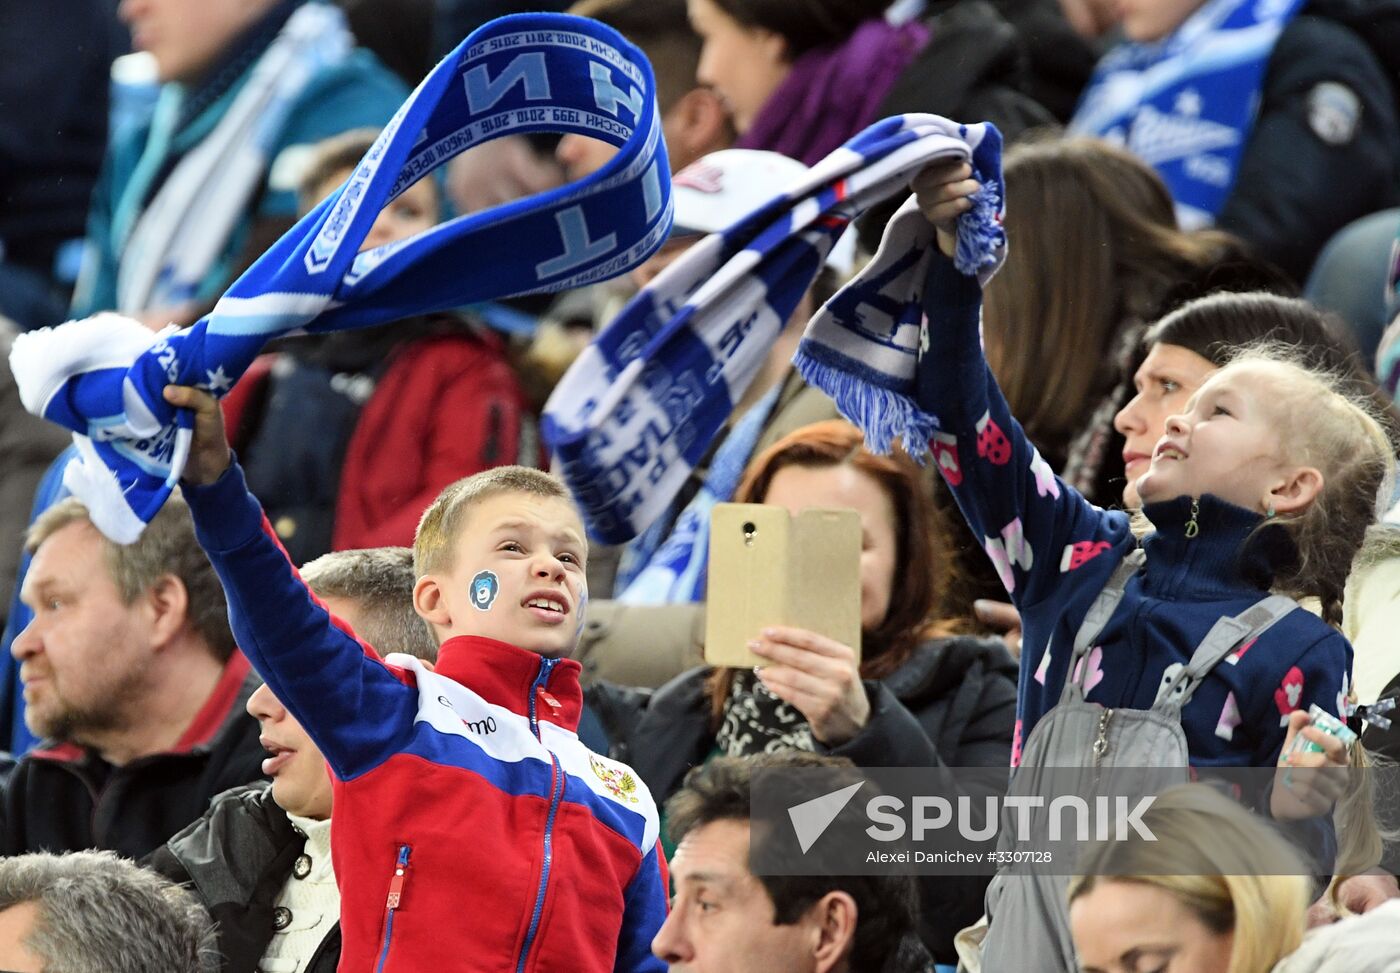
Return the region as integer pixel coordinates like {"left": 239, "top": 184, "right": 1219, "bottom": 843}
{"left": 164, "top": 385, "right": 416, "bottom": 779}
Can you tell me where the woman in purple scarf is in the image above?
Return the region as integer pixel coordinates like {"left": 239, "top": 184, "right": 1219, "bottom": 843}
{"left": 687, "top": 0, "right": 929, "bottom": 166}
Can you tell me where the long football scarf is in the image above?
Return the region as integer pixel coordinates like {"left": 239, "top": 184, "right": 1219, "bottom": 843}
{"left": 543, "top": 113, "right": 1004, "bottom": 545}
{"left": 11, "top": 12, "right": 672, "bottom": 542}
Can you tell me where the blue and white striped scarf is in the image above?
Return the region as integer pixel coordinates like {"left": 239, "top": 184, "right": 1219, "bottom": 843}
{"left": 10, "top": 13, "right": 672, "bottom": 543}
{"left": 612, "top": 382, "right": 782, "bottom": 604}
{"left": 543, "top": 114, "right": 1003, "bottom": 544}
{"left": 1069, "top": 0, "right": 1306, "bottom": 227}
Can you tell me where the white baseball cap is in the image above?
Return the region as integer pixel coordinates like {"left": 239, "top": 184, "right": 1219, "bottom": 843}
{"left": 670, "top": 149, "right": 856, "bottom": 276}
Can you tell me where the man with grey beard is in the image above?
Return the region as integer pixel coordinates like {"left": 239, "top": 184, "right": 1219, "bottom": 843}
{"left": 2, "top": 494, "right": 264, "bottom": 858}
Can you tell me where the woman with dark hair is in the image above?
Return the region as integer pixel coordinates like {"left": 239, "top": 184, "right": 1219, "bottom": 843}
{"left": 625, "top": 420, "right": 1015, "bottom": 794}
{"left": 619, "top": 419, "right": 1018, "bottom": 963}
{"left": 686, "top": 0, "right": 1051, "bottom": 166}
{"left": 687, "top": 0, "right": 922, "bottom": 165}
{"left": 1114, "top": 291, "right": 1396, "bottom": 510}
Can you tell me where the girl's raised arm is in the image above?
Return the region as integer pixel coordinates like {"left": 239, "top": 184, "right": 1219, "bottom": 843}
{"left": 911, "top": 164, "right": 1132, "bottom": 609}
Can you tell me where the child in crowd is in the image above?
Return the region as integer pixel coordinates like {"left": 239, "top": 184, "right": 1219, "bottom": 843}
{"left": 910, "top": 160, "right": 1389, "bottom": 966}
{"left": 223, "top": 129, "right": 539, "bottom": 566}
{"left": 915, "top": 158, "right": 1386, "bottom": 767}
{"left": 162, "top": 384, "right": 667, "bottom": 972}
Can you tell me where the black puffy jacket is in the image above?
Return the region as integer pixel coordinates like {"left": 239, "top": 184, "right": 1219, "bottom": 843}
{"left": 1212, "top": 0, "right": 1400, "bottom": 281}
{"left": 146, "top": 783, "right": 341, "bottom": 973}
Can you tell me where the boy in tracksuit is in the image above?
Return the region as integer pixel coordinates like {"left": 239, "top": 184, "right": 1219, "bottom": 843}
{"left": 165, "top": 383, "right": 667, "bottom": 972}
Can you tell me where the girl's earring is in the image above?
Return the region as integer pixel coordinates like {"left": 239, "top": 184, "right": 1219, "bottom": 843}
{"left": 1266, "top": 502, "right": 1276, "bottom": 519}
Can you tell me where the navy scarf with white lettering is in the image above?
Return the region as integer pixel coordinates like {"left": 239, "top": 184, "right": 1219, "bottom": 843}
{"left": 11, "top": 13, "right": 672, "bottom": 542}
{"left": 544, "top": 114, "right": 1004, "bottom": 545}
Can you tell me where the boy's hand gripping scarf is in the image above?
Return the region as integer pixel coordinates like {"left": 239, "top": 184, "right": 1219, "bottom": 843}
{"left": 543, "top": 114, "right": 1003, "bottom": 545}
{"left": 10, "top": 13, "right": 672, "bottom": 543}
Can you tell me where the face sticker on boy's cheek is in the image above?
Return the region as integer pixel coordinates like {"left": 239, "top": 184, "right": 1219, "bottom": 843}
{"left": 471, "top": 571, "right": 500, "bottom": 611}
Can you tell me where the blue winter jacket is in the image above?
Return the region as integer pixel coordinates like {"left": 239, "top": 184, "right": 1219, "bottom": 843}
{"left": 915, "top": 259, "right": 1351, "bottom": 771}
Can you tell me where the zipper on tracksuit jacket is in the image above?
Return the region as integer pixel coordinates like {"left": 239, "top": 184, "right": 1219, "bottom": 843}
{"left": 517, "top": 657, "right": 562, "bottom": 973}
{"left": 375, "top": 844, "right": 411, "bottom": 973}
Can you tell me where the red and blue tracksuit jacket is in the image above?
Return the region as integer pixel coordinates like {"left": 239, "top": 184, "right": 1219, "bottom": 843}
{"left": 185, "top": 461, "right": 668, "bottom": 972}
